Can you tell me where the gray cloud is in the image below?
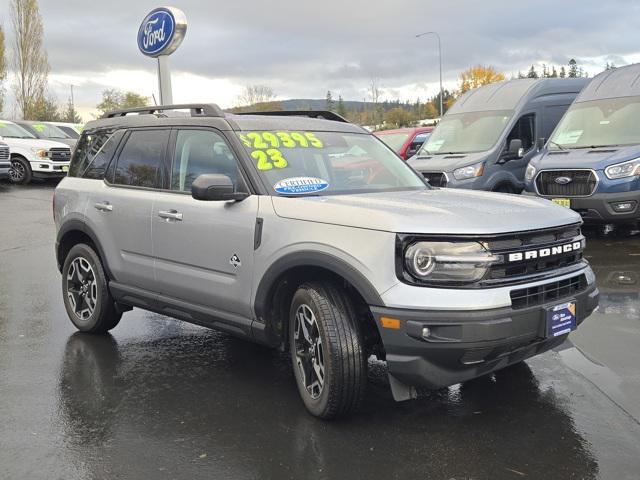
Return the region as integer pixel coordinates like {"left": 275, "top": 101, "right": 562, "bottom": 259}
{"left": 1, "top": 0, "right": 639, "bottom": 113}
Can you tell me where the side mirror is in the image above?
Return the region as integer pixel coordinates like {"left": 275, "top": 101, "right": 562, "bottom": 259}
{"left": 405, "top": 145, "right": 420, "bottom": 159}
{"left": 508, "top": 139, "right": 524, "bottom": 158}
{"left": 191, "top": 174, "right": 249, "bottom": 202}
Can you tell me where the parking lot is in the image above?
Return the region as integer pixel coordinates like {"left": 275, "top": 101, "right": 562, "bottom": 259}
{"left": 1, "top": 181, "right": 639, "bottom": 480}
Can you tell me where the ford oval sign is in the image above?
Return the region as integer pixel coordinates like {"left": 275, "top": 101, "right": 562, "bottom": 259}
{"left": 137, "top": 7, "right": 187, "bottom": 57}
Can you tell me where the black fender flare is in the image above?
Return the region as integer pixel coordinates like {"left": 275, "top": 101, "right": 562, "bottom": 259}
{"left": 56, "top": 219, "right": 114, "bottom": 279}
{"left": 253, "top": 250, "right": 383, "bottom": 322}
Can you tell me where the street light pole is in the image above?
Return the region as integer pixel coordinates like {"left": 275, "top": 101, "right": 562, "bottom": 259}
{"left": 415, "top": 31, "right": 443, "bottom": 119}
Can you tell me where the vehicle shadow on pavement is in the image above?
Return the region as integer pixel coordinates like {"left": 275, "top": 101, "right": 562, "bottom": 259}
{"left": 57, "top": 330, "right": 599, "bottom": 480}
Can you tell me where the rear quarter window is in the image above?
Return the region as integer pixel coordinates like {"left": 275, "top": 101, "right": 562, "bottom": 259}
{"left": 68, "top": 130, "right": 124, "bottom": 179}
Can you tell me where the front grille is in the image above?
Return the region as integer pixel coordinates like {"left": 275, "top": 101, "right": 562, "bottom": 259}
{"left": 423, "top": 172, "right": 447, "bottom": 187}
{"left": 536, "top": 170, "right": 597, "bottom": 197}
{"left": 49, "top": 147, "right": 72, "bottom": 162}
{"left": 510, "top": 274, "right": 587, "bottom": 309}
{"left": 484, "top": 224, "right": 585, "bottom": 283}
{"left": 0, "top": 145, "right": 9, "bottom": 160}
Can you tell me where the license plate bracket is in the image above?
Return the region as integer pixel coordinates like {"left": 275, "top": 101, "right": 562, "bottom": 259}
{"left": 546, "top": 300, "right": 577, "bottom": 338}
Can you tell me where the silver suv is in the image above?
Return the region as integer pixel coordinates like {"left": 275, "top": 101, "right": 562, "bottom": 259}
{"left": 54, "top": 104, "right": 599, "bottom": 418}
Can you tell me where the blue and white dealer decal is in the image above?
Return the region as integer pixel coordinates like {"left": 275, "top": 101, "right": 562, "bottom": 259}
{"left": 274, "top": 177, "right": 329, "bottom": 195}
{"left": 138, "top": 8, "right": 185, "bottom": 57}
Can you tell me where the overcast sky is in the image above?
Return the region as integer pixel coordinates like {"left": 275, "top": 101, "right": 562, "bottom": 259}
{"left": 1, "top": 0, "right": 639, "bottom": 120}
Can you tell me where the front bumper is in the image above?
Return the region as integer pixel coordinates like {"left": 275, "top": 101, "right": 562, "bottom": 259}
{"left": 371, "top": 281, "right": 599, "bottom": 392}
{"left": 0, "top": 162, "right": 9, "bottom": 179}
{"left": 563, "top": 190, "right": 640, "bottom": 223}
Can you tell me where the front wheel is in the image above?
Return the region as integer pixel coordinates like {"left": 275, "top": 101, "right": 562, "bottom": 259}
{"left": 9, "top": 156, "right": 32, "bottom": 184}
{"left": 62, "top": 243, "right": 122, "bottom": 334}
{"left": 289, "top": 282, "right": 367, "bottom": 419}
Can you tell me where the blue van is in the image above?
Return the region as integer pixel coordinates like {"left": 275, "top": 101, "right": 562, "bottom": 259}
{"left": 525, "top": 64, "right": 640, "bottom": 222}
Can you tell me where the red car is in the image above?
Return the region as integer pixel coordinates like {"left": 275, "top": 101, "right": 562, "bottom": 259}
{"left": 375, "top": 126, "right": 433, "bottom": 160}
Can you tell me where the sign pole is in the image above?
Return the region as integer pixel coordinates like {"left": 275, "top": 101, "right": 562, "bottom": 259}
{"left": 157, "top": 56, "right": 173, "bottom": 105}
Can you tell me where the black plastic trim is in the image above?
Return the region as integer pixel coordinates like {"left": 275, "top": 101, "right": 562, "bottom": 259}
{"left": 254, "top": 217, "right": 264, "bottom": 249}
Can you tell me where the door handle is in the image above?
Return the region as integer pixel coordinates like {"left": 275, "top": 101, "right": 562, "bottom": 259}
{"left": 158, "top": 210, "right": 183, "bottom": 221}
{"left": 94, "top": 202, "right": 113, "bottom": 212}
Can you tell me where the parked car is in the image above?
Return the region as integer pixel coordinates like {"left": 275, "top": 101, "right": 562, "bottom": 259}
{"left": 54, "top": 104, "right": 598, "bottom": 418}
{"left": 47, "top": 121, "right": 83, "bottom": 139}
{"left": 524, "top": 63, "right": 640, "bottom": 223}
{"left": 409, "top": 78, "right": 588, "bottom": 192}
{"left": 375, "top": 127, "right": 433, "bottom": 160}
{"left": 12, "top": 120, "right": 77, "bottom": 149}
{"left": 0, "top": 120, "right": 72, "bottom": 184}
{"left": 0, "top": 141, "right": 10, "bottom": 180}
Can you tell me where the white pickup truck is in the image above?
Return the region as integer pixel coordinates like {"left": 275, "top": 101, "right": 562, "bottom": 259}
{"left": 1, "top": 120, "right": 72, "bottom": 184}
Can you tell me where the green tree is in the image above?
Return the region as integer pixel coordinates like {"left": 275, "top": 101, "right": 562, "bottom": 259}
{"left": 550, "top": 66, "right": 558, "bottom": 78}
{"left": 61, "top": 99, "right": 82, "bottom": 123}
{"left": 336, "top": 94, "right": 346, "bottom": 117}
{"left": 568, "top": 59, "right": 578, "bottom": 78}
{"left": 31, "top": 96, "right": 61, "bottom": 121}
{"left": 11, "top": 0, "right": 50, "bottom": 119}
{"left": 384, "top": 107, "right": 414, "bottom": 128}
{"left": 527, "top": 65, "right": 539, "bottom": 78}
{"left": 96, "top": 89, "right": 148, "bottom": 116}
{"left": 325, "top": 90, "right": 334, "bottom": 111}
{"left": 0, "top": 26, "right": 7, "bottom": 113}
{"left": 559, "top": 66, "right": 566, "bottom": 78}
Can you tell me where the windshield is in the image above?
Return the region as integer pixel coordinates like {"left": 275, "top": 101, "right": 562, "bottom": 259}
{"left": 57, "top": 125, "right": 80, "bottom": 139}
{"left": 0, "top": 122, "right": 37, "bottom": 139}
{"left": 376, "top": 132, "right": 411, "bottom": 153}
{"left": 420, "top": 110, "right": 513, "bottom": 155}
{"left": 237, "top": 130, "right": 426, "bottom": 195}
{"left": 549, "top": 96, "right": 640, "bottom": 149}
{"left": 29, "top": 123, "right": 70, "bottom": 138}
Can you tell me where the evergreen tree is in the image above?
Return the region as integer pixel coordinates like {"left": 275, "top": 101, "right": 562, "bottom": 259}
{"left": 568, "top": 59, "right": 578, "bottom": 78}
{"left": 325, "top": 90, "right": 334, "bottom": 111}
{"left": 559, "top": 66, "right": 566, "bottom": 78}
{"left": 527, "top": 65, "right": 539, "bottom": 78}
{"left": 551, "top": 66, "right": 558, "bottom": 78}
{"left": 336, "top": 94, "right": 346, "bottom": 117}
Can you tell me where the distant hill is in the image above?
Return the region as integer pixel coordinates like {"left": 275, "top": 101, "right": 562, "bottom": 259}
{"left": 278, "top": 99, "right": 379, "bottom": 111}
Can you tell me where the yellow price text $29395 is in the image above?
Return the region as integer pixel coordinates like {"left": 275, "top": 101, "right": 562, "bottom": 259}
{"left": 238, "top": 131, "right": 324, "bottom": 171}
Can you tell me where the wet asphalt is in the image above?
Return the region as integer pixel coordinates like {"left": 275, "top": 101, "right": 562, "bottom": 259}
{"left": 1, "top": 181, "right": 639, "bottom": 480}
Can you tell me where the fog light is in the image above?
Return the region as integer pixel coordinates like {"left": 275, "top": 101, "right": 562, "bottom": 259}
{"left": 611, "top": 201, "right": 637, "bottom": 213}
{"left": 422, "top": 327, "right": 431, "bottom": 339}
{"left": 39, "top": 164, "right": 49, "bottom": 169}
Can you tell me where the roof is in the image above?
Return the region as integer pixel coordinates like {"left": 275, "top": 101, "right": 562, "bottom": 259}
{"left": 84, "top": 105, "right": 366, "bottom": 134}
{"left": 575, "top": 63, "right": 640, "bottom": 102}
{"left": 374, "top": 126, "right": 433, "bottom": 135}
{"left": 447, "top": 78, "right": 589, "bottom": 114}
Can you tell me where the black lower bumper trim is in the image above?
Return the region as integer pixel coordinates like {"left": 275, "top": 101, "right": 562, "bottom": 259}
{"left": 370, "top": 282, "right": 599, "bottom": 390}
{"left": 562, "top": 191, "right": 639, "bottom": 223}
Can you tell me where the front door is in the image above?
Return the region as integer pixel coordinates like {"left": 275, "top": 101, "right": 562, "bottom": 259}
{"left": 152, "top": 128, "right": 258, "bottom": 318}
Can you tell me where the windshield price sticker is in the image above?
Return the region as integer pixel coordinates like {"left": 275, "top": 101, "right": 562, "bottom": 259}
{"left": 274, "top": 177, "right": 329, "bottom": 195}
{"left": 251, "top": 149, "right": 288, "bottom": 170}
{"left": 239, "top": 131, "right": 324, "bottom": 150}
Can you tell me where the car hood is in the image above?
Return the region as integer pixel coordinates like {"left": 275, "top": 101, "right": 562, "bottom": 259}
{"left": 531, "top": 145, "right": 640, "bottom": 171}
{"left": 2, "top": 137, "right": 72, "bottom": 150}
{"left": 408, "top": 151, "right": 489, "bottom": 173}
{"left": 271, "top": 189, "right": 581, "bottom": 235}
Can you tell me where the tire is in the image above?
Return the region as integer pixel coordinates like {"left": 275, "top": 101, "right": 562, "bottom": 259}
{"left": 62, "top": 243, "right": 122, "bottom": 334}
{"left": 289, "top": 282, "right": 367, "bottom": 419}
{"left": 9, "top": 156, "right": 32, "bottom": 184}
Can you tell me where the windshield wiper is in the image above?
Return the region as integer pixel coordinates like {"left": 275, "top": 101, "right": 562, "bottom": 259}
{"left": 548, "top": 141, "right": 565, "bottom": 150}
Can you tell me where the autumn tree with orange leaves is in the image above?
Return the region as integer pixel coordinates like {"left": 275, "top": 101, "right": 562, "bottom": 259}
{"left": 459, "top": 65, "right": 505, "bottom": 94}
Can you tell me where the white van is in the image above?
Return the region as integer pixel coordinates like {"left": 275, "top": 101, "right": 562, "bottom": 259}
{"left": 1, "top": 120, "right": 72, "bottom": 184}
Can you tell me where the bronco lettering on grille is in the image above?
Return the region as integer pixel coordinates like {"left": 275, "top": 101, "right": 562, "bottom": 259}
{"left": 507, "top": 241, "right": 582, "bottom": 262}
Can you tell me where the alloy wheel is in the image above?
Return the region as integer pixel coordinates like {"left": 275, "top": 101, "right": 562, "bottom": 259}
{"left": 66, "top": 257, "right": 98, "bottom": 321}
{"left": 9, "top": 160, "right": 25, "bottom": 183}
{"left": 294, "top": 304, "right": 325, "bottom": 399}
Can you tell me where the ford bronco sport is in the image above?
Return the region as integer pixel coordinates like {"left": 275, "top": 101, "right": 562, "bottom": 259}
{"left": 54, "top": 104, "right": 599, "bottom": 418}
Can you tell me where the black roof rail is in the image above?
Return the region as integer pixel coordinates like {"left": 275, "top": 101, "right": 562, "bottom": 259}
{"left": 235, "top": 110, "right": 349, "bottom": 123}
{"left": 101, "top": 103, "right": 225, "bottom": 119}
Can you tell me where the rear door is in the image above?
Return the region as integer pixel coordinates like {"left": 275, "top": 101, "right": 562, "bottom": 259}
{"left": 152, "top": 128, "right": 258, "bottom": 318}
{"left": 87, "top": 128, "right": 169, "bottom": 292}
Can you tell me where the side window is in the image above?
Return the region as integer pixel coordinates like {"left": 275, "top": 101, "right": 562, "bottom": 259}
{"left": 113, "top": 129, "right": 167, "bottom": 188}
{"left": 506, "top": 113, "right": 535, "bottom": 152}
{"left": 171, "top": 129, "right": 240, "bottom": 192}
{"left": 83, "top": 131, "right": 124, "bottom": 180}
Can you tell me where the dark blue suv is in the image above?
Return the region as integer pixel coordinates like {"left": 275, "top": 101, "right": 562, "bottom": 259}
{"left": 524, "top": 64, "right": 640, "bottom": 223}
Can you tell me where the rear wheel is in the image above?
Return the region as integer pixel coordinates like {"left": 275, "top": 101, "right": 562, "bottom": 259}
{"left": 9, "top": 156, "right": 32, "bottom": 184}
{"left": 62, "top": 243, "right": 121, "bottom": 334}
{"left": 289, "top": 282, "right": 367, "bottom": 419}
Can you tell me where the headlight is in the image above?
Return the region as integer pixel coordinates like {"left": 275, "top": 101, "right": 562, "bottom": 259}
{"left": 404, "top": 241, "right": 500, "bottom": 284}
{"left": 453, "top": 162, "right": 485, "bottom": 180}
{"left": 30, "top": 147, "right": 48, "bottom": 158}
{"left": 525, "top": 164, "right": 536, "bottom": 181}
{"left": 604, "top": 158, "right": 640, "bottom": 179}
